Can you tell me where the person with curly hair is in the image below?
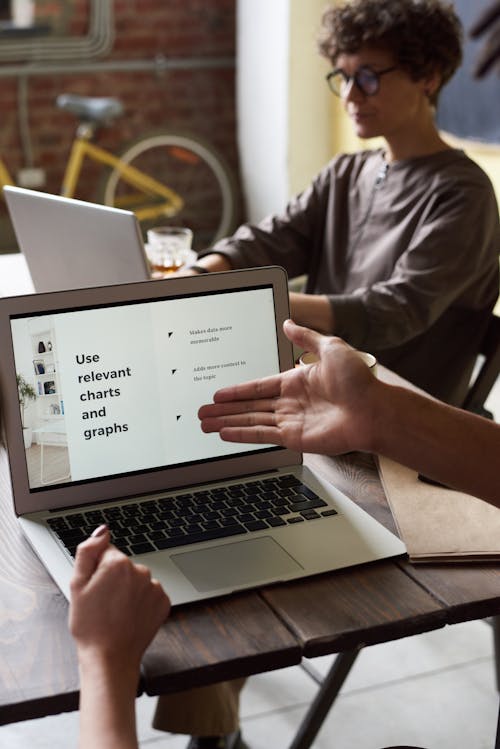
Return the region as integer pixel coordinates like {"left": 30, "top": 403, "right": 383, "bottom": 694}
{"left": 155, "top": 2, "right": 500, "bottom": 747}
{"left": 182, "top": 0, "right": 499, "bottom": 410}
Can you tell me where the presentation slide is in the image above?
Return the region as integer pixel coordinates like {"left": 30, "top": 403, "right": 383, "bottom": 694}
{"left": 11, "top": 287, "right": 280, "bottom": 488}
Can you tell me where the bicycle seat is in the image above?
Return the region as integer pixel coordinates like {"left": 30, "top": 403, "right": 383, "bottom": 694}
{"left": 56, "top": 94, "right": 124, "bottom": 125}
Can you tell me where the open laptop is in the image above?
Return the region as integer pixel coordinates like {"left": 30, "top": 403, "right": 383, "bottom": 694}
{"left": 3, "top": 186, "right": 152, "bottom": 291}
{"left": 0, "top": 266, "right": 406, "bottom": 606}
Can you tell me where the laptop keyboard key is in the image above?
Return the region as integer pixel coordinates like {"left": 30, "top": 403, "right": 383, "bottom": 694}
{"left": 202, "top": 511, "right": 219, "bottom": 521}
{"left": 204, "top": 520, "right": 221, "bottom": 530}
{"left": 288, "top": 498, "right": 327, "bottom": 513}
{"left": 149, "top": 530, "right": 167, "bottom": 540}
{"left": 67, "top": 514, "right": 85, "bottom": 528}
{"left": 267, "top": 516, "right": 286, "bottom": 527}
{"left": 301, "top": 510, "right": 321, "bottom": 520}
{"left": 114, "top": 543, "right": 131, "bottom": 556}
{"left": 244, "top": 520, "right": 268, "bottom": 532}
{"left": 168, "top": 526, "right": 186, "bottom": 537}
{"left": 130, "top": 542, "right": 155, "bottom": 555}
{"left": 295, "top": 484, "right": 320, "bottom": 500}
{"left": 255, "top": 509, "right": 273, "bottom": 519}
{"left": 238, "top": 513, "right": 255, "bottom": 524}
{"left": 128, "top": 533, "right": 148, "bottom": 545}
{"left": 260, "top": 490, "right": 278, "bottom": 501}
{"left": 185, "top": 524, "right": 203, "bottom": 535}
{"left": 56, "top": 527, "right": 86, "bottom": 544}
{"left": 277, "top": 475, "right": 301, "bottom": 487}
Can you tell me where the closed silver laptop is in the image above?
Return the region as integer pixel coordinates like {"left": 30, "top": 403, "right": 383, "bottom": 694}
{"left": 4, "top": 185, "right": 151, "bottom": 291}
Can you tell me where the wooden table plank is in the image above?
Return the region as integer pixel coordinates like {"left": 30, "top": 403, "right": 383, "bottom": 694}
{"left": 141, "top": 592, "right": 301, "bottom": 695}
{"left": 260, "top": 560, "right": 446, "bottom": 658}
{"left": 396, "top": 561, "right": 500, "bottom": 623}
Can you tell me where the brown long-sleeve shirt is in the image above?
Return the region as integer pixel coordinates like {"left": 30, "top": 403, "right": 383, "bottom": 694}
{"left": 209, "top": 148, "right": 500, "bottom": 405}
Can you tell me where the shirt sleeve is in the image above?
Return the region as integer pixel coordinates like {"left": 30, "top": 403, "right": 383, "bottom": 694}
{"left": 329, "top": 179, "right": 500, "bottom": 351}
{"left": 200, "top": 165, "right": 332, "bottom": 279}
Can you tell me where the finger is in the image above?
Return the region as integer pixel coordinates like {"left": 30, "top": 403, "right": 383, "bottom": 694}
{"left": 151, "top": 579, "right": 172, "bottom": 620}
{"left": 205, "top": 373, "right": 284, "bottom": 406}
{"left": 96, "top": 544, "right": 131, "bottom": 573}
{"left": 283, "top": 319, "right": 324, "bottom": 356}
{"left": 201, "top": 411, "right": 277, "bottom": 433}
{"left": 134, "top": 562, "right": 152, "bottom": 580}
{"left": 220, "top": 425, "right": 283, "bottom": 445}
{"left": 72, "top": 526, "right": 110, "bottom": 591}
{"left": 199, "top": 397, "right": 277, "bottom": 420}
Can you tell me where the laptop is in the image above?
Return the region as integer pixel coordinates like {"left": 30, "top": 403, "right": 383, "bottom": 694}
{"left": 3, "top": 186, "right": 153, "bottom": 291}
{"left": 0, "top": 266, "right": 406, "bottom": 606}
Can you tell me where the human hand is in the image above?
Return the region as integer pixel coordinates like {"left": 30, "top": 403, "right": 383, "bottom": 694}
{"left": 198, "top": 319, "right": 379, "bottom": 456}
{"left": 69, "top": 527, "right": 171, "bottom": 674}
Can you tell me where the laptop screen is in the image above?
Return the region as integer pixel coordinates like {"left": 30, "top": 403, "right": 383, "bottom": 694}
{"left": 10, "top": 285, "right": 280, "bottom": 492}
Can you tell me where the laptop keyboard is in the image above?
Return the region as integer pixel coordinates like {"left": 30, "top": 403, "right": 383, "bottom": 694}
{"left": 46, "top": 474, "right": 338, "bottom": 559}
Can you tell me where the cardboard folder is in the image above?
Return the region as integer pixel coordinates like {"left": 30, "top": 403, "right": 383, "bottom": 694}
{"left": 377, "top": 455, "right": 500, "bottom": 562}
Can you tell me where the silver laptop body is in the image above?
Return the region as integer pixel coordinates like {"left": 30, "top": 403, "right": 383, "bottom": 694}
{"left": 4, "top": 186, "right": 151, "bottom": 291}
{"left": 0, "top": 267, "right": 406, "bottom": 606}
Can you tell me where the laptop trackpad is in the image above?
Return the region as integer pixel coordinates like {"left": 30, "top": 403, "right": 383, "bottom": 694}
{"left": 171, "top": 536, "right": 303, "bottom": 593}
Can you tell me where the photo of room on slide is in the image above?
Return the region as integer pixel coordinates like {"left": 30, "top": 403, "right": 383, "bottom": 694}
{"left": 12, "top": 316, "right": 71, "bottom": 489}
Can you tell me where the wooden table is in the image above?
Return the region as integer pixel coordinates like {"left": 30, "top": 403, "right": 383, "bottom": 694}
{"left": 1, "top": 253, "right": 500, "bottom": 743}
{"left": 2, "top": 439, "right": 500, "bottom": 727}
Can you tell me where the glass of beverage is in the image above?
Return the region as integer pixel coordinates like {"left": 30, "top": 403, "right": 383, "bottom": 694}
{"left": 11, "top": 0, "right": 35, "bottom": 27}
{"left": 146, "top": 226, "right": 195, "bottom": 274}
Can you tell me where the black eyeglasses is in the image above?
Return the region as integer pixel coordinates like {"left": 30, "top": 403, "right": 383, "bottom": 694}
{"left": 326, "top": 65, "right": 398, "bottom": 97}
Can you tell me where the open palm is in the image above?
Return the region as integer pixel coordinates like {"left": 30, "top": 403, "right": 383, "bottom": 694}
{"left": 198, "top": 320, "right": 378, "bottom": 456}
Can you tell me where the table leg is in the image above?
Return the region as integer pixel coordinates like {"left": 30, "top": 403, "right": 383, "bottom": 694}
{"left": 288, "top": 648, "right": 361, "bottom": 749}
{"left": 496, "top": 697, "right": 500, "bottom": 749}
{"left": 493, "top": 616, "right": 500, "bottom": 692}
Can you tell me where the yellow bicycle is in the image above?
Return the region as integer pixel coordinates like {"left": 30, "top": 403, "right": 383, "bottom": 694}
{"left": 0, "top": 93, "right": 237, "bottom": 250}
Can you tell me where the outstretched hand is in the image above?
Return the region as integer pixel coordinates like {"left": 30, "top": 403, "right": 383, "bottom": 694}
{"left": 199, "top": 320, "right": 379, "bottom": 456}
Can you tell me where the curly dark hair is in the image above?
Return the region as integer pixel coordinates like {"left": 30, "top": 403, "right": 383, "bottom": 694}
{"left": 318, "top": 0, "right": 463, "bottom": 104}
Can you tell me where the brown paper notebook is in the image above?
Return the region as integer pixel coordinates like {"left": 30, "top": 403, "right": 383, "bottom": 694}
{"left": 377, "top": 455, "right": 500, "bottom": 563}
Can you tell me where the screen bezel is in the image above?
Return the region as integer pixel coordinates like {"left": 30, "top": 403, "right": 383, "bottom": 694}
{"left": 0, "top": 266, "right": 300, "bottom": 515}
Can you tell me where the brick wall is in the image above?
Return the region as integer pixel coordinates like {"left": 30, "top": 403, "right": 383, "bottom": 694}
{"left": 0, "top": 0, "right": 240, "bottom": 251}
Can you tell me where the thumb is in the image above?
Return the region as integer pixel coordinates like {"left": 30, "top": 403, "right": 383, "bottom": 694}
{"left": 283, "top": 319, "right": 324, "bottom": 357}
{"left": 71, "top": 525, "right": 110, "bottom": 592}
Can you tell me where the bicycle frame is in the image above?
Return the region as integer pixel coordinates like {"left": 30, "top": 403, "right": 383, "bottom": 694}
{"left": 0, "top": 158, "right": 14, "bottom": 188}
{"left": 62, "top": 137, "right": 184, "bottom": 220}
{"left": 0, "top": 136, "right": 184, "bottom": 223}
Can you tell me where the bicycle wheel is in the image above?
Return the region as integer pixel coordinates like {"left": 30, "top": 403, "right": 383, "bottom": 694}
{"left": 100, "top": 130, "right": 237, "bottom": 251}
